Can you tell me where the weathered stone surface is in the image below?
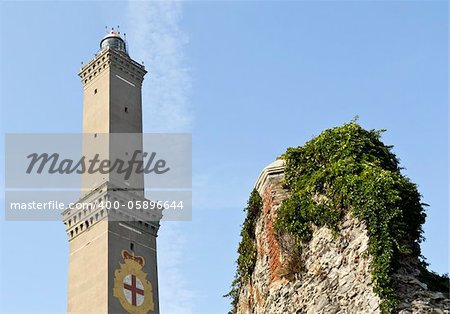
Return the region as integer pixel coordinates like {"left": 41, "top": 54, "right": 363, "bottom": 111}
{"left": 234, "top": 160, "right": 450, "bottom": 314}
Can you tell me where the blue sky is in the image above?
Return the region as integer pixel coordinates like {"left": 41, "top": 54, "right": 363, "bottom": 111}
{"left": 0, "top": 1, "right": 448, "bottom": 313}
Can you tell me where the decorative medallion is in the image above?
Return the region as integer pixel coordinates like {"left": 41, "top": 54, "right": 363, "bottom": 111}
{"left": 113, "top": 250, "right": 154, "bottom": 313}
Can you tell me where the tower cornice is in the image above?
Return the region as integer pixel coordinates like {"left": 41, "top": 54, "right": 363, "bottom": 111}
{"left": 62, "top": 181, "right": 162, "bottom": 241}
{"left": 79, "top": 48, "right": 147, "bottom": 88}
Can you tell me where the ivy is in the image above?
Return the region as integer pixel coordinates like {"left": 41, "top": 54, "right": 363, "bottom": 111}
{"left": 225, "top": 189, "right": 262, "bottom": 312}
{"left": 274, "top": 122, "right": 427, "bottom": 313}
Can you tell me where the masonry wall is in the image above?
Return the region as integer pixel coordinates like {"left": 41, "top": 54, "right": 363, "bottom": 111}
{"left": 235, "top": 161, "right": 450, "bottom": 314}
{"left": 68, "top": 221, "right": 109, "bottom": 314}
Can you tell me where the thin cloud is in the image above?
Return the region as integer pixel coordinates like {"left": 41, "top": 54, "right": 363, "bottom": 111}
{"left": 157, "top": 222, "right": 196, "bottom": 314}
{"left": 127, "top": 1, "right": 195, "bottom": 313}
{"left": 128, "top": 0, "right": 191, "bottom": 132}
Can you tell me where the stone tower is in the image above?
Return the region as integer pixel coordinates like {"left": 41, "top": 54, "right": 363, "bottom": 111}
{"left": 62, "top": 31, "right": 161, "bottom": 314}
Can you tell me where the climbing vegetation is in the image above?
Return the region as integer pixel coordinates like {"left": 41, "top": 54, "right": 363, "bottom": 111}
{"left": 274, "top": 122, "right": 426, "bottom": 313}
{"left": 225, "top": 189, "right": 262, "bottom": 312}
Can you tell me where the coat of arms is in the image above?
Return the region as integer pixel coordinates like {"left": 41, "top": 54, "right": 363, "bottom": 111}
{"left": 113, "top": 250, "right": 154, "bottom": 313}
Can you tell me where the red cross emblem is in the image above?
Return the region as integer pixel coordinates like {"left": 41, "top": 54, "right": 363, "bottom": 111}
{"left": 123, "top": 274, "right": 145, "bottom": 306}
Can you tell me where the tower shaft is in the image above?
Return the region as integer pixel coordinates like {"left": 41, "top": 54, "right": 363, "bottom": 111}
{"left": 63, "top": 32, "right": 161, "bottom": 314}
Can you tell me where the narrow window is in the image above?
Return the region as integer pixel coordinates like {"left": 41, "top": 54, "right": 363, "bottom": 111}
{"left": 124, "top": 107, "right": 128, "bottom": 113}
{"left": 130, "top": 242, "right": 134, "bottom": 251}
{"left": 94, "top": 88, "right": 97, "bottom": 94}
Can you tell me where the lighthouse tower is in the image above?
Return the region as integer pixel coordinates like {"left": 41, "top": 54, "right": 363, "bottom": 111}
{"left": 62, "top": 31, "right": 161, "bottom": 314}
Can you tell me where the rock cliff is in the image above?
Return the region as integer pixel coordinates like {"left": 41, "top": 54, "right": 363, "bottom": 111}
{"left": 227, "top": 123, "right": 449, "bottom": 314}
